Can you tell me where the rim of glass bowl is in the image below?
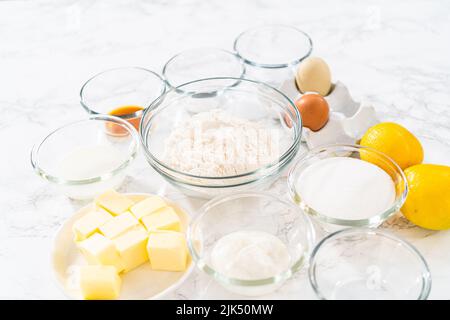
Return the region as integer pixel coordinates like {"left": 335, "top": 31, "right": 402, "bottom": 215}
{"left": 30, "top": 114, "right": 139, "bottom": 185}
{"left": 287, "top": 144, "right": 408, "bottom": 227}
{"left": 139, "top": 76, "right": 302, "bottom": 181}
{"left": 308, "top": 227, "right": 432, "bottom": 300}
{"left": 187, "top": 191, "right": 316, "bottom": 287}
{"left": 162, "top": 47, "right": 246, "bottom": 94}
{"left": 79, "top": 66, "right": 166, "bottom": 120}
{"left": 233, "top": 24, "right": 313, "bottom": 69}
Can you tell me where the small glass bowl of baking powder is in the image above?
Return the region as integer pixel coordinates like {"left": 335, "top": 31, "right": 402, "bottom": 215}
{"left": 288, "top": 144, "right": 408, "bottom": 232}
{"left": 140, "top": 77, "right": 302, "bottom": 199}
{"left": 187, "top": 192, "right": 316, "bottom": 297}
{"left": 309, "top": 228, "right": 432, "bottom": 300}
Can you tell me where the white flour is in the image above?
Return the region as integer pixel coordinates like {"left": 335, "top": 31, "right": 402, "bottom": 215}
{"left": 163, "top": 109, "right": 281, "bottom": 177}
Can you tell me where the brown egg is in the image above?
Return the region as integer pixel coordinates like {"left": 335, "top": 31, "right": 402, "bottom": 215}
{"left": 295, "top": 94, "right": 329, "bottom": 131}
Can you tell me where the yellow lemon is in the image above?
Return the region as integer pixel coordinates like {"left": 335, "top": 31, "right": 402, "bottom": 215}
{"left": 402, "top": 164, "right": 450, "bottom": 230}
{"left": 360, "top": 122, "right": 423, "bottom": 170}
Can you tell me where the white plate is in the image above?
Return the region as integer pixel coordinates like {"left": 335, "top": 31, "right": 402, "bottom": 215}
{"left": 51, "top": 193, "right": 194, "bottom": 300}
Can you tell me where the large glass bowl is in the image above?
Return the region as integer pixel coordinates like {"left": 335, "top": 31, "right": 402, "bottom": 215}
{"left": 140, "top": 77, "right": 302, "bottom": 198}
{"left": 288, "top": 144, "right": 408, "bottom": 231}
{"left": 309, "top": 228, "right": 431, "bottom": 300}
{"left": 187, "top": 192, "right": 316, "bottom": 296}
{"left": 31, "top": 115, "right": 139, "bottom": 200}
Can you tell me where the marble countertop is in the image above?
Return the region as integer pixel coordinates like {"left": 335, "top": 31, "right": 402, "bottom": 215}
{"left": 1, "top": 0, "right": 449, "bottom": 299}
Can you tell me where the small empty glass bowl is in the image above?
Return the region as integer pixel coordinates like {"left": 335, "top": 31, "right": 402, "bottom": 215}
{"left": 80, "top": 67, "right": 166, "bottom": 131}
{"left": 162, "top": 48, "right": 245, "bottom": 92}
{"left": 187, "top": 192, "right": 316, "bottom": 296}
{"left": 288, "top": 144, "right": 408, "bottom": 231}
{"left": 140, "top": 77, "right": 302, "bottom": 199}
{"left": 309, "top": 228, "right": 432, "bottom": 300}
{"left": 31, "top": 115, "right": 139, "bottom": 200}
{"left": 234, "top": 25, "right": 312, "bottom": 89}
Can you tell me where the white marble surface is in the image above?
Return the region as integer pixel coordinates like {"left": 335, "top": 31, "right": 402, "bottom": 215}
{"left": 0, "top": 0, "right": 449, "bottom": 299}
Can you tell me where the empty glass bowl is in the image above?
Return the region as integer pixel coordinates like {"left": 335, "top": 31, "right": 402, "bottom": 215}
{"left": 309, "top": 228, "right": 432, "bottom": 300}
{"left": 80, "top": 67, "right": 166, "bottom": 131}
{"left": 234, "top": 25, "right": 312, "bottom": 89}
{"left": 31, "top": 115, "right": 139, "bottom": 200}
{"left": 187, "top": 192, "right": 316, "bottom": 296}
{"left": 288, "top": 144, "right": 408, "bottom": 231}
{"left": 162, "top": 48, "right": 245, "bottom": 92}
{"left": 139, "top": 77, "right": 302, "bottom": 199}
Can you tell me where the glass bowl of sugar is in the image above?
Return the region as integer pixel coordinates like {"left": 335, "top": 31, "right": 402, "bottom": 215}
{"left": 288, "top": 144, "right": 408, "bottom": 232}
{"left": 187, "top": 192, "right": 316, "bottom": 297}
{"left": 309, "top": 228, "right": 431, "bottom": 300}
{"left": 31, "top": 115, "right": 139, "bottom": 200}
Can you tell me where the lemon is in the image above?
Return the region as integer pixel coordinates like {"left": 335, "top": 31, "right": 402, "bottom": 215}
{"left": 402, "top": 164, "right": 450, "bottom": 230}
{"left": 360, "top": 122, "right": 423, "bottom": 170}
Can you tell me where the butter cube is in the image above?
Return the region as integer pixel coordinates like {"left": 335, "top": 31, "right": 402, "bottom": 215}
{"left": 99, "top": 211, "right": 140, "bottom": 239}
{"left": 80, "top": 265, "right": 121, "bottom": 300}
{"left": 72, "top": 208, "right": 113, "bottom": 241}
{"left": 129, "top": 196, "right": 167, "bottom": 220}
{"left": 113, "top": 226, "right": 149, "bottom": 272}
{"left": 78, "top": 233, "right": 124, "bottom": 272}
{"left": 141, "top": 207, "right": 181, "bottom": 232}
{"left": 147, "top": 231, "right": 187, "bottom": 272}
{"left": 95, "top": 190, "right": 134, "bottom": 216}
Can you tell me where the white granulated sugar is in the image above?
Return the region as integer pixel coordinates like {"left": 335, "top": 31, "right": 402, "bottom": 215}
{"left": 163, "top": 109, "right": 281, "bottom": 177}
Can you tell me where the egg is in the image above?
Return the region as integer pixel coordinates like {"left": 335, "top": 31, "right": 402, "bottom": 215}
{"left": 295, "top": 93, "right": 330, "bottom": 131}
{"left": 296, "top": 57, "right": 332, "bottom": 96}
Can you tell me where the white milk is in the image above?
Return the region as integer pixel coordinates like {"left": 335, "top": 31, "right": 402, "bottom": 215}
{"left": 56, "top": 145, "right": 126, "bottom": 199}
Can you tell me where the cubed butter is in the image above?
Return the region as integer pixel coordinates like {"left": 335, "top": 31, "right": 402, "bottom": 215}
{"left": 113, "top": 226, "right": 148, "bottom": 272}
{"left": 78, "top": 233, "right": 124, "bottom": 272}
{"left": 147, "top": 231, "right": 187, "bottom": 272}
{"left": 129, "top": 196, "right": 167, "bottom": 220}
{"left": 72, "top": 208, "right": 113, "bottom": 241}
{"left": 99, "top": 211, "right": 140, "bottom": 239}
{"left": 80, "top": 265, "right": 121, "bottom": 300}
{"left": 141, "top": 207, "right": 181, "bottom": 232}
{"left": 95, "top": 189, "right": 134, "bottom": 216}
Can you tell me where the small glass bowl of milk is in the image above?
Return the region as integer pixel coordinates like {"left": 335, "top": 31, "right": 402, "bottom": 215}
{"left": 309, "top": 228, "right": 431, "bottom": 300}
{"left": 288, "top": 144, "right": 408, "bottom": 232}
{"left": 31, "top": 115, "right": 139, "bottom": 200}
{"left": 187, "top": 192, "right": 316, "bottom": 297}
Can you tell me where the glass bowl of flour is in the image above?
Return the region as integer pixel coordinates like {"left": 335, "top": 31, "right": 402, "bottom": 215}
{"left": 140, "top": 77, "right": 302, "bottom": 198}
{"left": 187, "top": 192, "right": 316, "bottom": 296}
{"left": 288, "top": 144, "right": 408, "bottom": 232}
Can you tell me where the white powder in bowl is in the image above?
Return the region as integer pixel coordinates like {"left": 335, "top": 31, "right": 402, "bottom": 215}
{"left": 163, "top": 109, "right": 281, "bottom": 177}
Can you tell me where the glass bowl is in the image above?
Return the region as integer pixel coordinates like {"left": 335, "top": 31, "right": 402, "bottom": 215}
{"left": 31, "top": 115, "right": 139, "bottom": 200}
{"left": 80, "top": 67, "right": 166, "bottom": 131}
{"left": 288, "top": 144, "right": 408, "bottom": 231}
{"left": 187, "top": 192, "right": 316, "bottom": 296}
{"left": 139, "top": 77, "right": 302, "bottom": 199}
{"left": 234, "top": 24, "right": 312, "bottom": 89}
{"left": 162, "top": 48, "right": 245, "bottom": 92}
{"left": 309, "top": 228, "right": 432, "bottom": 300}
